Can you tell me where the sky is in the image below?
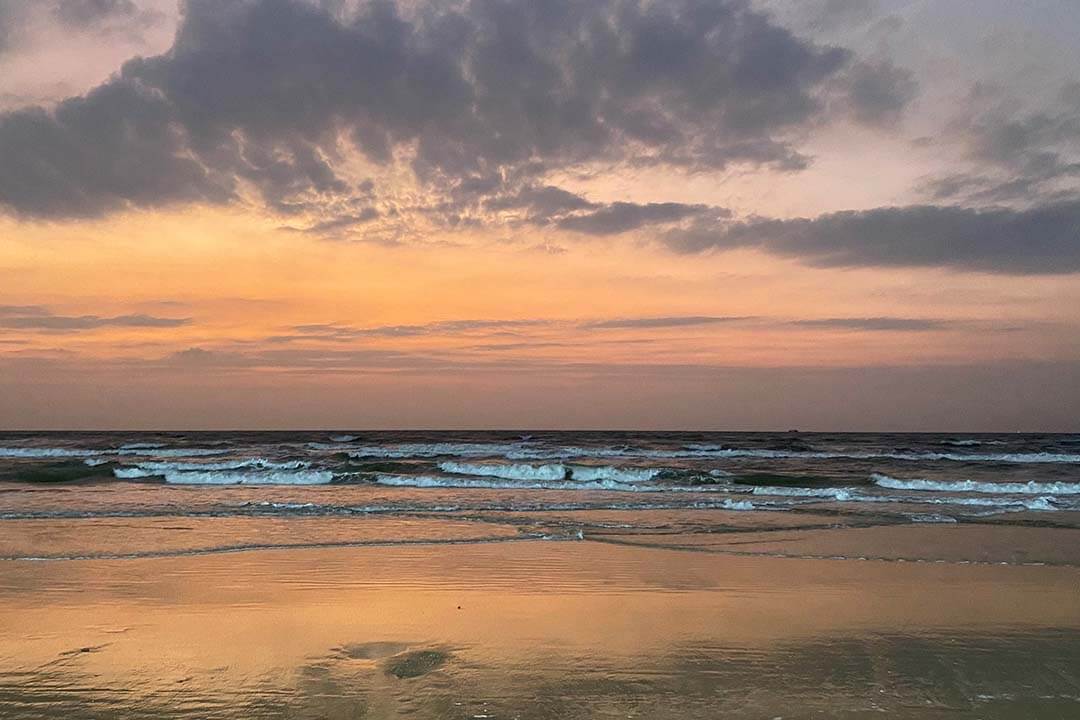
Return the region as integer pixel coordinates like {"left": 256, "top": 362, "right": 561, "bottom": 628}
{"left": 0, "top": 0, "right": 1078, "bottom": 430}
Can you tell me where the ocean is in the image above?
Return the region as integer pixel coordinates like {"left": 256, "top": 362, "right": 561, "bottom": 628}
{"left": 1, "top": 430, "right": 1078, "bottom": 561}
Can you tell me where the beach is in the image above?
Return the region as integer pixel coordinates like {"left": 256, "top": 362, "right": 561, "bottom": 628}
{"left": 2, "top": 431, "right": 1080, "bottom": 717}
{"left": 2, "top": 536, "right": 1080, "bottom": 719}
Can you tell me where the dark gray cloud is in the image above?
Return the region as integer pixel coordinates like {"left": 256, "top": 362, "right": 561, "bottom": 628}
{"left": 54, "top": 0, "right": 138, "bottom": 26}
{"left": 846, "top": 60, "right": 916, "bottom": 125}
{"left": 482, "top": 185, "right": 721, "bottom": 235}
{"left": 555, "top": 202, "right": 714, "bottom": 236}
{"left": 485, "top": 185, "right": 596, "bottom": 217}
{"left": 0, "top": 0, "right": 24, "bottom": 57}
{"left": 807, "top": 0, "right": 880, "bottom": 30}
{"left": 0, "top": 83, "right": 232, "bottom": 218}
{"left": 790, "top": 317, "right": 949, "bottom": 331}
{"left": 584, "top": 316, "right": 753, "bottom": 329}
{"left": 0, "top": 306, "right": 189, "bottom": 331}
{"left": 664, "top": 200, "right": 1080, "bottom": 274}
{"left": 0, "top": 0, "right": 885, "bottom": 220}
{"left": 283, "top": 207, "right": 381, "bottom": 235}
{"left": 923, "top": 82, "right": 1080, "bottom": 204}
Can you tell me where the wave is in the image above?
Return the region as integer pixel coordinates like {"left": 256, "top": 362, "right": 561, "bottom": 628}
{"left": 0, "top": 447, "right": 105, "bottom": 458}
{"left": 742, "top": 483, "right": 1068, "bottom": 512}
{"left": 908, "top": 514, "right": 958, "bottom": 523}
{"left": 351, "top": 442, "right": 531, "bottom": 459}
{"left": 437, "top": 461, "right": 662, "bottom": 485}
{"left": 375, "top": 473, "right": 668, "bottom": 492}
{"left": 2, "top": 446, "right": 234, "bottom": 459}
{"left": 439, "top": 461, "right": 567, "bottom": 481}
{"left": 161, "top": 469, "right": 333, "bottom": 485}
{"left": 915, "top": 495, "right": 1061, "bottom": 512}
{"left": 683, "top": 445, "right": 1080, "bottom": 464}
{"left": 329, "top": 435, "right": 358, "bottom": 442}
{"left": 748, "top": 486, "right": 856, "bottom": 501}
{"left": 134, "top": 458, "right": 307, "bottom": 473}
{"left": 872, "top": 473, "right": 1080, "bottom": 495}
{"left": 570, "top": 465, "right": 662, "bottom": 483}
{"left": 114, "top": 467, "right": 158, "bottom": 479}
{"left": 115, "top": 447, "right": 231, "bottom": 457}
{"left": 341, "top": 441, "right": 1080, "bottom": 464}
{"left": 939, "top": 439, "right": 1010, "bottom": 447}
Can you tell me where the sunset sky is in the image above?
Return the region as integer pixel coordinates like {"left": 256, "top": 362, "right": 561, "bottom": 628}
{"left": 1, "top": 0, "right": 1078, "bottom": 430}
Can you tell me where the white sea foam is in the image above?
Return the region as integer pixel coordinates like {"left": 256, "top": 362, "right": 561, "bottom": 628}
{"left": 138, "top": 459, "right": 308, "bottom": 472}
{"left": 115, "top": 447, "right": 231, "bottom": 457}
{"left": 162, "top": 469, "right": 333, "bottom": 485}
{"left": 0, "top": 447, "right": 105, "bottom": 458}
{"left": 438, "top": 461, "right": 664, "bottom": 485}
{"left": 872, "top": 473, "right": 1080, "bottom": 495}
{"left": 570, "top": 465, "right": 662, "bottom": 483}
{"left": 112, "top": 459, "right": 308, "bottom": 479}
{"left": 439, "top": 461, "right": 568, "bottom": 481}
{"left": 908, "top": 514, "right": 958, "bottom": 523}
{"left": 329, "top": 435, "right": 358, "bottom": 442}
{"left": 118, "top": 442, "right": 167, "bottom": 450}
{"left": 748, "top": 486, "right": 856, "bottom": 501}
{"left": 915, "top": 495, "right": 1061, "bottom": 512}
{"left": 114, "top": 467, "right": 158, "bottom": 479}
{"left": 375, "top": 473, "right": 666, "bottom": 492}
{"left": 352, "top": 442, "right": 530, "bottom": 459}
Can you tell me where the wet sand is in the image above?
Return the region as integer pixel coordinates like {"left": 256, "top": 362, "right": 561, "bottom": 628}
{"left": 2, "top": 535, "right": 1080, "bottom": 719}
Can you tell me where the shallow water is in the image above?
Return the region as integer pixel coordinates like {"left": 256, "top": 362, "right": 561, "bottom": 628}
{"left": 1, "top": 542, "right": 1079, "bottom": 719}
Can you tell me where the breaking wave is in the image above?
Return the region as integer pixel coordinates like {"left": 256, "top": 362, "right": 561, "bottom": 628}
{"left": 0, "top": 447, "right": 104, "bottom": 458}
{"left": 872, "top": 473, "right": 1080, "bottom": 495}
{"left": 161, "top": 469, "right": 334, "bottom": 485}
{"left": 117, "top": 458, "right": 309, "bottom": 474}
{"left": 115, "top": 447, "right": 231, "bottom": 457}
{"left": 437, "top": 461, "right": 662, "bottom": 485}
{"left": 375, "top": 473, "right": 664, "bottom": 492}
{"left": 439, "top": 461, "right": 567, "bottom": 482}
{"left": 748, "top": 486, "right": 856, "bottom": 501}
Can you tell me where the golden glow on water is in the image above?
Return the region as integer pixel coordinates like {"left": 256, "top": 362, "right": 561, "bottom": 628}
{"left": 1, "top": 541, "right": 1079, "bottom": 718}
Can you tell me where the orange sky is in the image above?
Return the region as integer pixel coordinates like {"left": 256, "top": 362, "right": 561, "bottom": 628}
{"left": 1, "top": 0, "right": 1079, "bottom": 429}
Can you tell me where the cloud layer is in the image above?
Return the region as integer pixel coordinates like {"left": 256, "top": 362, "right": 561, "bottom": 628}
{"left": 0, "top": 305, "right": 189, "bottom": 331}
{"left": 664, "top": 200, "right": 1080, "bottom": 274}
{"left": 0, "top": 0, "right": 896, "bottom": 221}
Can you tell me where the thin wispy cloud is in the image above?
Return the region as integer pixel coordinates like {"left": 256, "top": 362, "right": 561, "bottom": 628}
{"left": 789, "top": 318, "right": 952, "bottom": 331}
{"left": 583, "top": 316, "right": 756, "bottom": 330}
{"left": 0, "top": 305, "right": 190, "bottom": 331}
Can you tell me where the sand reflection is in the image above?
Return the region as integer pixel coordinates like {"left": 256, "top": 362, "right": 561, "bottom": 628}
{"left": 1, "top": 542, "right": 1079, "bottom": 718}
